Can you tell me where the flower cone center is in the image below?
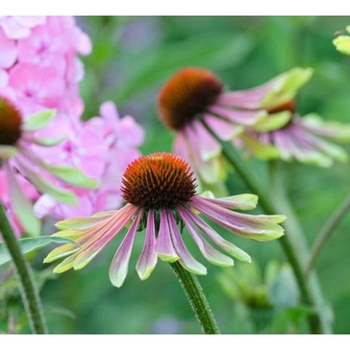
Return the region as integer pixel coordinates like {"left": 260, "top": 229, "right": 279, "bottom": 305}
{"left": 0, "top": 97, "right": 22, "bottom": 146}
{"left": 121, "top": 153, "right": 197, "bottom": 209}
{"left": 158, "top": 67, "right": 223, "bottom": 131}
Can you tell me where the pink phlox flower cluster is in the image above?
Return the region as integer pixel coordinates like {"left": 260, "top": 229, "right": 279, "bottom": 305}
{"left": 0, "top": 16, "right": 91, "bottom": 118}
{"left": 0, "top": 16, "right": 96, "bottom": 235}
{"left": 34, "top": 101, "right": 145, "bottom": 220}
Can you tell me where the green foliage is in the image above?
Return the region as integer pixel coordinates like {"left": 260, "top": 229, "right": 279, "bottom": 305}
{"left": 3, "top": 16, "right": 350, "bottom": 334}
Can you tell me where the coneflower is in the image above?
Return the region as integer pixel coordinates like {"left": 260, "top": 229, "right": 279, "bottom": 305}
{"left": 44, "top": 152, "right": 285, "bottom": 288}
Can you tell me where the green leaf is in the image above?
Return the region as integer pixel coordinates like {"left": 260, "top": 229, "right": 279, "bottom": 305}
{"left": 113, "top": 32, "right": 255, "bottom": 103}
{"left": 30, "top": 136, "right": 67, "bottom": 147}
{"left": 0, "top": 236, "right": 80, "bottom": 266}
{"left": 22, "top": 109, "right": 57, "bottom": 132}
{"left": 19, "top": 162, "right": 78, "bottom": 205}
{"left": 41, "top": 164, "right": 99, "bottom": 189}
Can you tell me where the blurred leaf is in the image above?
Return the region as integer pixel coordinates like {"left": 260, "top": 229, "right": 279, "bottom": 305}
{"left": 269, "top": 265, "right": 299, "bottom": 309}
{"left": 114, "top": 32, "right": 255, "bottom": 103}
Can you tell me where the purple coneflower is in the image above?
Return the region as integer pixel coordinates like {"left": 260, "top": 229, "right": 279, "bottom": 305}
{"left": 234, "top": 69, "right": 350, "bottom": 167}
{"left": 157, "top": 67, "right": 268, "bottom": 187}
{"left": 44, "top": 152, "right": 285, "bottom": 287}
{"left": 0, "top": 96, "right": 97, "bottom": 235}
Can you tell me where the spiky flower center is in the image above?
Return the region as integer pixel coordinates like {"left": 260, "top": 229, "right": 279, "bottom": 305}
{"left": 0, "top": 97, "right": 22, "bottom": 146}
{"left": 158, "top": 67, "right": 223, "bottom": 131}
{"left": 121, "top": 153, "right": 197, "bottom": 210}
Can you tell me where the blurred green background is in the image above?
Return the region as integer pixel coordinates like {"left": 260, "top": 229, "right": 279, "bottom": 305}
{"left": 2, "top": 16, "right": 350, "bottom": 334}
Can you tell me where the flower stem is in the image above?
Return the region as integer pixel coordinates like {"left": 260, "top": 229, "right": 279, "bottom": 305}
{"left": 305, "top": 192, "right": 350, "bottom": 277}
{"left": 0, "top": 202, "right": 47, "bottom": 334}
{"left": 200, "top": 120, "right": 326, "bottom": 333}
{"left": 170, "top": 261, "right": 220, "bottom": 334}
{"left": 267, "top": 160, "right": 332, "bottom": 334}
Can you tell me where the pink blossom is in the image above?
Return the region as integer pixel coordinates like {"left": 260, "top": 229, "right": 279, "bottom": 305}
{"left": 34, "top": 101, "right": 145, "bottom": 220}
{"left": 0, "top": 16, "right": 46, "bottom": 39}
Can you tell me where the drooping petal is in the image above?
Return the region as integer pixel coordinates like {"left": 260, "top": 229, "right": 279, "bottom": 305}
{"left": 241, "top": 132, "right": 281, "bottom": 160}
{"left": 190, "top": 196, "right": 285, "bottom": 241}
{"left": 16, "top": 158, "right": 78, "bottom": 205}
{"left": 189, "top": 119, "right": 221, "bottom": 161}
{"left": 136, "top": 209, "right": 158, "bottom": 280}
{"left": 203, "top": 113, "right": 243, "bottom": 141}
{"left": 5, "top": 162, "right": 41, "bottom": 236}
{"left": 178, "top": 206, "right": 234, "bottom": 267}
{"left": 55, "top": 213, "right": 115, "bottom": 231}
{"left": 109, "top": 210, "right": 143, "bottom": 288}
{"left": 72, "top": 205, "right": 139, "bottom": 269}
{"left": 202, "top": 193, "right": 258, "bottom": 210}
{"left": 18, "top": 146, "right": 98, "bottom": 189}
{"left": 181, "top": 205, "right": 251, "bottom": 263}
{"left": 182, "top": 125, "right": 224, "bottom": 185}
{"left": 300, "top": 114, "right": 350, "bottom": 141}
{"left": 167, "top": 209, "right": 207, "bottom": 275}
{"left": 252, "top": 111, "right": 292, "bottom": 132}
{"left": 43, "top": 242, "right": 81, "bottom": 263}
{"left": 208, "top": 105, "right": 267, "bottom": 126}
{"left": 154, "top": 208, "right": 179, "bottom": 262}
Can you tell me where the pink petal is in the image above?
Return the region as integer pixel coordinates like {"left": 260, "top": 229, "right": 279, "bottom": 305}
{"left": 178, "top": 206, "right": 234, "bottom": 267}
{"left": 109, "top": 210, "right": 143, "bottom": 287}
{"left": 208, "top": 105, "right": 266, "bottom": 126}
{"left": 0, "top": 29, "right": 17, "bottom": 68}
{"left": 203, "top": 113, "right": 242, "bottom": 141}
{"left": 167, "top": 209, "right": 206, "bottom": 275}
{"left": 154, "top": 208, "right": 179, "bottom": 262}
{"left": 136, "top": 209, "right": 158, "bottom": 280}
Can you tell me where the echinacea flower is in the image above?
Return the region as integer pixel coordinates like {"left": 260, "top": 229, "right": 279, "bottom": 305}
{"left": 157, "top": 67, "right": 268, "bottom": 189}
{"left": 333, "top": 26, "right": 350, "bottom": 55}
{"left": 235, "top": 68, "right": 350, "bottom": 166}
{"left": 0, "top": 96, "right": 97, "bottom": 236}
{"left": 44, "top": 152, "right": 285, "bottom": 288}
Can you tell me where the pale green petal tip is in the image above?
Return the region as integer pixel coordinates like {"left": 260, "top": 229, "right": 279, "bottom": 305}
{"left": 263, "top": 67, "right": 313, "bottom": 108}
{"left": 178, "top": 261, "right": 207, "bottom": 276}
{"left": 333, "top": 35, "right": 350, "bottom": 55}
{"left": 0, "top": 145, "right": 18, "bottom": 159}
{"left": 137, "top": 265, "right": 157, "bottom": 281}
{"left": 158, "top": 254, "right": 180, "bottom": 263}
{"left": 253, "top": 111, "right": 292, "bottom": 132}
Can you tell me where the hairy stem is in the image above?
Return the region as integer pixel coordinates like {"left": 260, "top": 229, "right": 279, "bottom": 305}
{"left": 170, "top": 261, "right": 220, "bottom": 334}
{"left": 0, "top": 202, "right": 47, "bottom": 334}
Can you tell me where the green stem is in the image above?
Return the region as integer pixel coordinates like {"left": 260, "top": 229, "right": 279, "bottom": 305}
{"left": 0, "top": 202, "right": 47, "bottom": 334}
{"left": 305, "top": 192, "right": 350, "bottom": 277}
{"left": 170, "top": 261, "right": 220, "bottom": 334}
{"left": 268, "top": 160, "right": 332, "bottom": 334}
{"left": 200, "top": 120, "right": 325, "bottom": 333}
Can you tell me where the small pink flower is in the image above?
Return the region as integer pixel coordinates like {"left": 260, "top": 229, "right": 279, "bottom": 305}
{"left": 0, "top": 97, "right": 98, "bottom": 236}
{"left": 34, "top": 101, "right": 145, "bottom": 220}
{"left": 0, "top": 16, "right": 46, "bottom": 39}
